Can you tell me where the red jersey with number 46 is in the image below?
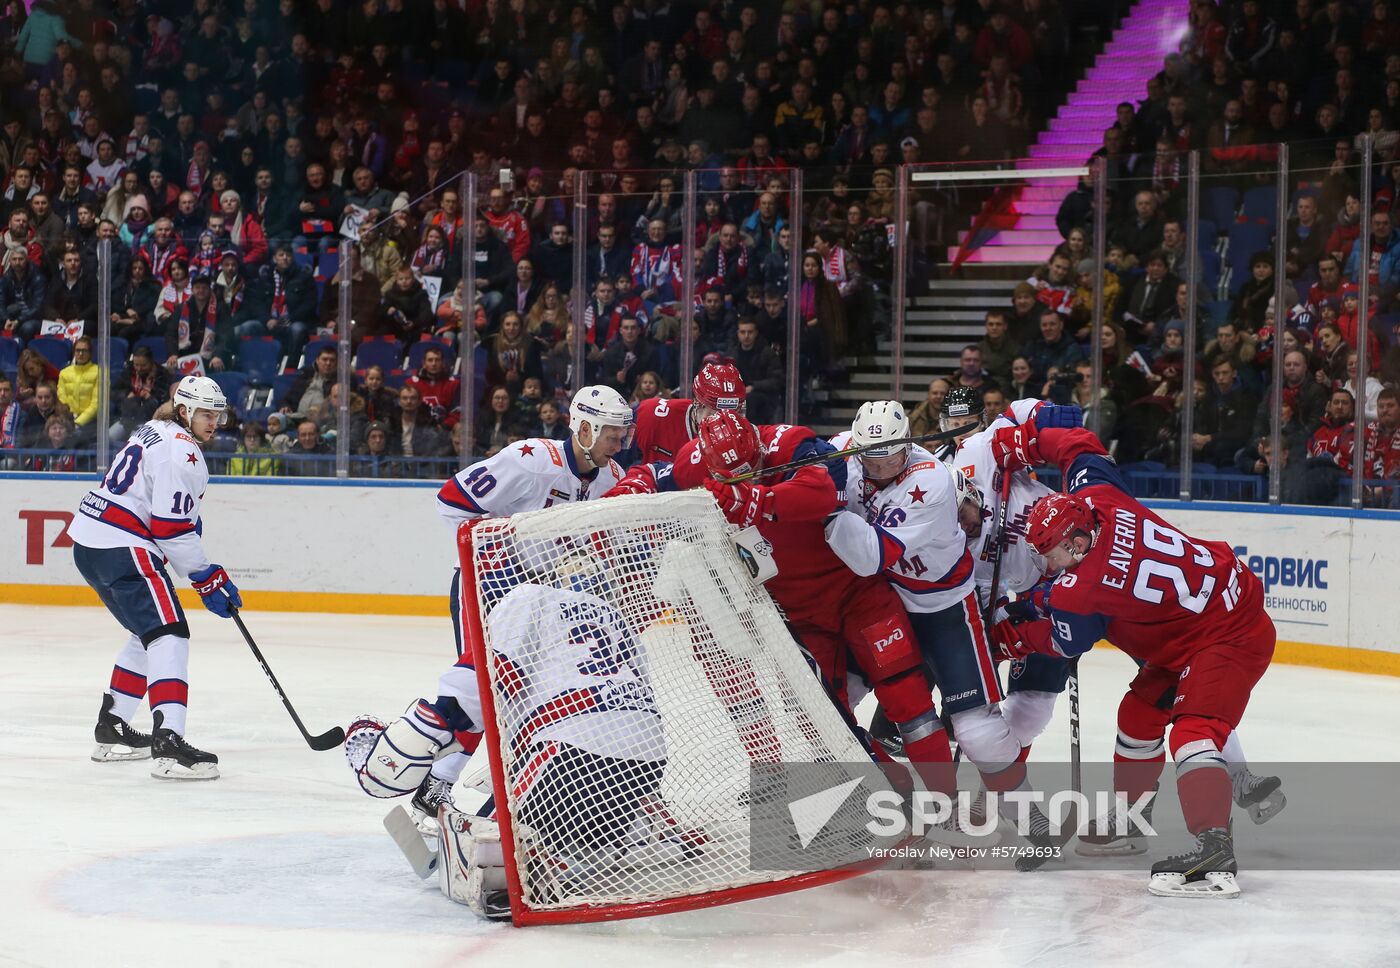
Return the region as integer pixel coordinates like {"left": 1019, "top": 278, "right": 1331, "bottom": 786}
{"left": 633, "top": 397, "right": 695, "bottom": 464}
{"left": 1035, "top": 428, "right": 1267, "bottom": 670}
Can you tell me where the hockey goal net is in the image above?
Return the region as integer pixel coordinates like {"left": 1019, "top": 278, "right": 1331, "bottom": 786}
{"left": 458, "top": 491, "right": 883, "bottom": 925}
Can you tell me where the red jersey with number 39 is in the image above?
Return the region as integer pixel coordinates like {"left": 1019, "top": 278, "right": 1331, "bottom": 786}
{"left": 1036, "top": 428, "right": 1266, "bottom": 670}
{"left": 633, "top": 397, "right": 695, "bottom": 464}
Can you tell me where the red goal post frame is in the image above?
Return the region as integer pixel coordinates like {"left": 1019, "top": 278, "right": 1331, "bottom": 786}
{"left": 455, "top": 518, "right": 888, "bottom": 927}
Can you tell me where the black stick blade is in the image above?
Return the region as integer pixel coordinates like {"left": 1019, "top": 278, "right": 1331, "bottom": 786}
{"left": 307, "top": 726, "right": 346, "bottom": 751}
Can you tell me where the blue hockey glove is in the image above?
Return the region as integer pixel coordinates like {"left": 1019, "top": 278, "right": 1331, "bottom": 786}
{"left": 190, "top": 564, "right": 242, "bottom": 618}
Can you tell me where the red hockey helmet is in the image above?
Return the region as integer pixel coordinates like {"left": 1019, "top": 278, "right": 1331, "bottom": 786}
{"left": 697, "top": 412, "right": 762, "bottom": 481}
{"left": 692, "top": 361, "right": 747, "bottom": 415}
{"left": 1025, "top": 492, "right": 1097, "bottom": 556}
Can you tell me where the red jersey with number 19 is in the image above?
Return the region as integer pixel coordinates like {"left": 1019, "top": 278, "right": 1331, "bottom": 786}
{"left": 1035, "top": 428, "right": 1266, "bottom": 671}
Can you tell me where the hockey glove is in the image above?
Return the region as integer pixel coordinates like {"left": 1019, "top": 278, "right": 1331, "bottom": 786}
{"left": 990, "top": 617, "right": 1053, "bottom": 663}
{"left": 703, "top": 477, "right": 775, "bottom": 528}
{"left": 604, "top": 466, "right": 658, "bottom": 497}
{"left": 190, "top": 564, "right": 242, "bottom": 619}
{"left": 1032, "top": 403, "right": 1083, "bottom": 429}
{"left": 990, "top": 424, "right": 1045, "bottom": 473}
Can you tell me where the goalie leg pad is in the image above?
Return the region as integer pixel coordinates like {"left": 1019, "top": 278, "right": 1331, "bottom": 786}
{"left": 438, "top": 810, "right": 510, "bottom": 920}
{"left": 354, "top": 703, "right": 450, "bottom": 799}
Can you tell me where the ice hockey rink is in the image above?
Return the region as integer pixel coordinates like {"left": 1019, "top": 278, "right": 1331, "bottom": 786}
{"left": 7, "top": 604, "right": 1400, "bottom": 968}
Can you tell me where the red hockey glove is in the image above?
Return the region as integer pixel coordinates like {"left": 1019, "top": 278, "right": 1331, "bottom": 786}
{"left": 604, "top": 466, "right": 657, "bottom": 497}
{"left": 990, "top": 617, "right": 1054, "bottom": 663}
{"left": 703, "top": 476, "right": 774, "bottom": 528}
{"left": 990, "top": 424, "right": 1045, "bottom": 473}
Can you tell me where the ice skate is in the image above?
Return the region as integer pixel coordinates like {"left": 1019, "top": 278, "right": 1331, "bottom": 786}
{"left": 1077, "top": 788, "right": 1156, "bottom": 857}
{"left": 410, "top": 774, "right": 456, "bottom": 833}
{"left": 1015, "top": 804, "right": 1073, "bottom": 871}
{"left": 1148, "top": 826, "right": 1240, "bottom": 898}
{"left": 1233, "top": 770, "right": 1287, "bottom": 824}
{"left": 150, "top": 711, "right": 219, "bottom": 780}
{"left": 91, "top": 693, "right": 152, "bottom": 762}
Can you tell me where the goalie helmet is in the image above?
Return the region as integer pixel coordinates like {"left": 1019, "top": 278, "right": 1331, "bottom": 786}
{"left": 851, "top": 400, "right": 909, "bottom": 458}
{"left": 697, "top": 411, "right": 762, "bottom": 480}
{"left": 940, "top": 385, "right": 982, "bottom": 434}
{"left": 1025, "top": 492, "right": 1096, "bottom": 557}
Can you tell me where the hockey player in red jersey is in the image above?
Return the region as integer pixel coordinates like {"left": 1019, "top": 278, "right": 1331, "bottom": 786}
{"left": 607, "top": 412, "right": 960, "bottom": 799}
{"left": 632, "top": 361, "right": 746, "bottom": 463}
{"left": 987, "top": 421, "right": 1276, "bottom": 898}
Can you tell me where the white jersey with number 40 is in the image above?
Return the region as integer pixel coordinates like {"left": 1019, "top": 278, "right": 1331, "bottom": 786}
{"left": 487, "top": 584, "right": 665, "bottom": 763}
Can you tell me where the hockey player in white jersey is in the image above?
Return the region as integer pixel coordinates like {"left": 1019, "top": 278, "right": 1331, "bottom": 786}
{"left": 825, "top": 400, "right": 1073, "bottom": 857}
{"left": 344, "top": 566, "right": 675, "bottom": 919}
{"left": 68, "top": 375, "right": 243, "bottom": 780}
{"left": 392, "top": 386, "right": 633, "bottom": 822}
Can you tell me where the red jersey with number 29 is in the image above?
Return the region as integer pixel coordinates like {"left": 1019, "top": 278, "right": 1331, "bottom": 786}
{"left": 1036, "top": 428, "right": 1265, "bottom": 670}
{"left": 633, "top": 396, "right": 696, "bottom": 464}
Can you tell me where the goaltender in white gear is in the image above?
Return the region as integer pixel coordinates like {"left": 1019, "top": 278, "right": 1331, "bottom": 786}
{"left": 345, "top": 579, "right": 672, "bottom": 919}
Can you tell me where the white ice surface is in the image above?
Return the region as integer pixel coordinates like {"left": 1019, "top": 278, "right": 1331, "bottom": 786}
{"left": 5, "top": 604, "right": 1399, "bottom": 968}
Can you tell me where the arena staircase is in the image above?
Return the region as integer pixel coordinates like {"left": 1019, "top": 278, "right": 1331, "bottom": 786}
{"left": 952, "top": 0, "right": 1188, "bottom": 266}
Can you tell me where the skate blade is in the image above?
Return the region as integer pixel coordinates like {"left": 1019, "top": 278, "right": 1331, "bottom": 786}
{"left": 1148, "top": 871, "right": 1241, "bottom": 899}
{"left": 91, "top": 742, "right": 152, "bottom": 762}
{"left": 1075, "top": 836, "right": 1147, "bottom": 857}
{"left": 1247, "top": 791, "right": 1286, "bottom": 825}
{"left": 151, "top": 757, "right": 220, "bottom": 780}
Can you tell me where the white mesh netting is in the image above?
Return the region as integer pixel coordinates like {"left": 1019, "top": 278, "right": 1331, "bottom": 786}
{"left": 466, "top": 491, "right": 878, "bottom": 914}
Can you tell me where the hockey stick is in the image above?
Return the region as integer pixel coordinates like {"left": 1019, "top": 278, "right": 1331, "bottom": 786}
{"left": 728, "top": 422, "right": 982, "bottom": 483}
{"left": 229, "top": 608, "right": 346, "bottom": 751}
{"left": 982, "top": 468, "right": 1015, "bottom": 634}
{"left": 1068, "top": 657, "right": 1081, "bottom": 796}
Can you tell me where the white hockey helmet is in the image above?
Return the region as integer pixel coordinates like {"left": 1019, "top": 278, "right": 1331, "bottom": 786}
{"left": 570, "top": 385, "right": 636, "bottom": 454}
{"left": 172, "top": 375, "right": 227, "bottom": 421}
{"left": 852, "top": 400, "right": 910, "bottom": 459}
{"left": 952, "top": 466, "right": 981, "bottom": 511}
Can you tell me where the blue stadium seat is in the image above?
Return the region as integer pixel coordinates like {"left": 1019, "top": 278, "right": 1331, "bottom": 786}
{"left": 1241, "top": 186, "right": 1278, "bottom": 222}
{"left": 28, "top": 336, "right": 72, "bottom": 370}
{"left": 382, "top": 367, "right": 407, "bottom": 389}
{"left": 0, "top": 335, "right": 18, "bottom": 377}
{"left": 1205, "top": 186, "right": 1239, "bottom": 228}
{"left": 239, "top": 336, "right": 284, "bottom": 385}
{"left": 406, "top": 337, "right": 455, "bottom": 372}
{"left": 301, "top": 337, "right": 336, "bottom": 370}
{"left": 318, "top": 249, "right": 339, "bottom": 282}
{"left": 355, "top": 336, "right": 405, "bottom": 372}
{"left": 1374, "top": 313, "right": 1400, "bottom": 347}
{"left": 210, "top": 371, "right": 249, "bottom": 413}
{"left": 1205, "top": 299, "right": 1233, "bottom": 324}
{"left": 135, "top": 335, "right": 168, "bottom": 359}
{"left": 102, "top": 337, "right": 129, "bottom": 367}
{"left": 268, "top": 373, "right": 299, "bottom": 408}
{"left": 1195, "top": 218, "right": 1219, "bottom": 244}
{"left": 1201, "top": 249, "right": 1222, "bottom": 291}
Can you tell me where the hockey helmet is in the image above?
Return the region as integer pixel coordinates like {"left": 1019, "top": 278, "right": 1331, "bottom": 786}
{"left": 692, "top": 361, "right": 747, "bottom": 416}
{"left": 570, "top": 385, "right": 636, "bottom": 460}
{"left": 940, "top": 385, "right": 982, "bottom": 434}
{"left": 172, "top": 374, "right": 228, "bottom": 429}
{"left": 952, "top": 466, "right": 981, "bottom": 511}
{"left": 851, "top": 400, "right": 910, "bottom": 458}
{"left": 1025, "top": 492, "right": 1097, "bottom": 557}
{"left": 697, "top": 411, "right": 762, "bottom": 481}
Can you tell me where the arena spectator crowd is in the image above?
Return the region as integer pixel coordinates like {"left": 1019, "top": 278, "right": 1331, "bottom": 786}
{"left": 0, "top": 0, "right": 1395, "bottom": 505}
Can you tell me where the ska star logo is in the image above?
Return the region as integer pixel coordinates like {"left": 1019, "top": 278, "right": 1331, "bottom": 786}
{"left": 185, "top": 452, "right": 199, "bottom": 465}
{"left": 907, "top": 485, "right": 926, "bottom": 504}
{"left": 518, "top": 443, "right": 535, "bottom": 456}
